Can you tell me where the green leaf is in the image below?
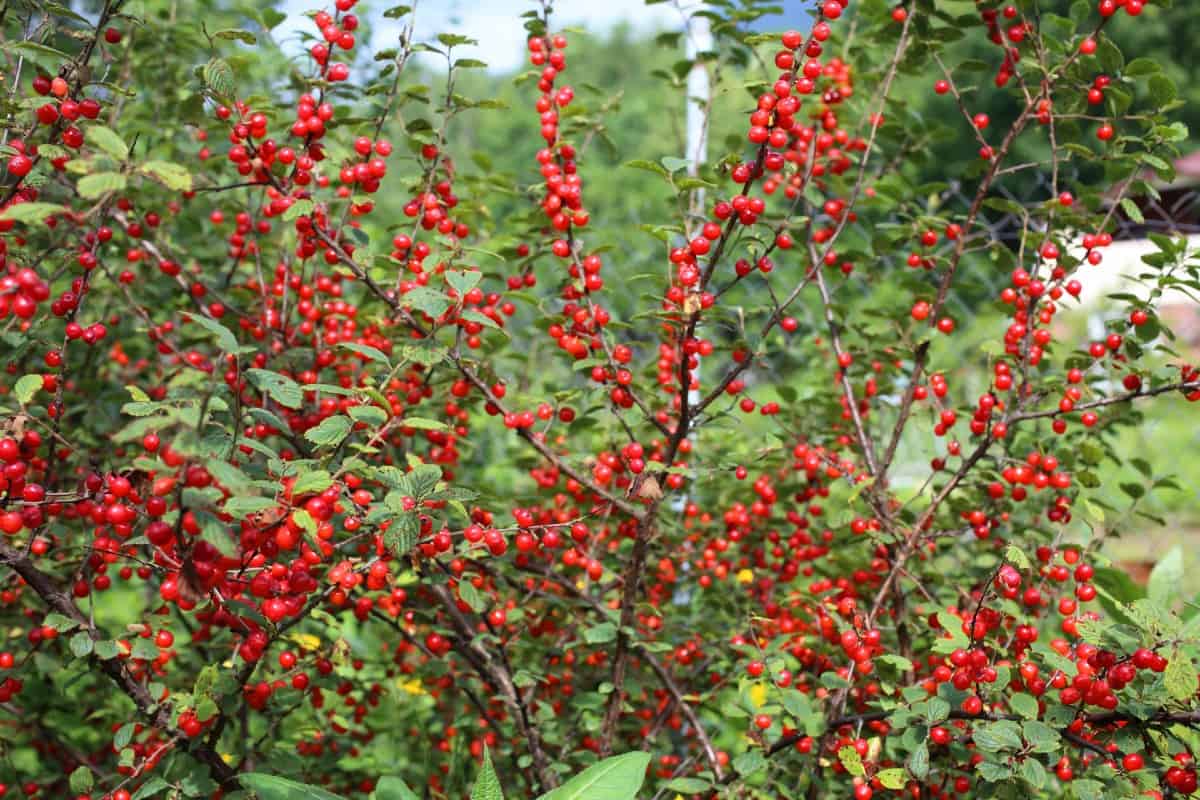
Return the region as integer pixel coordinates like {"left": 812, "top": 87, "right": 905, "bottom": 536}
{"left": 1022, "top": 721, "right": 1060, "bottom": 753}
{"left": 258, "top": 8, "right": 287, "bottom": 30}
{"left": 1121, "top": 198, "right": 1145, "bottom": 225}
{"left": 293, "top": 470, "right": 333, "bottom": 496}
{"left": 7, "top": 41, "right": 71, "bottom": 71}
{"left": 661, "top": 156, "right": 690, "bottom": 173}
{"left": 305, "top": 415, "right": 352, "bottom": 447}
{"left": 87, "top": 125, "right": 129, "bottom": 160}
{"left": 447, "top": 269, "right": 482, "bottom": 296}
{"left": 0, "top": 202, "right": 66, "bottom": 223}
{"left": 339, "top": 342, "right": 390, "bottom": 365}
{"left": 214, "top": 28, "right": 257, "bottom": 44}
{"left": 1009, "top": 693, "right": 1039, "bottom": 720}
{"left": 1165, "top": 649, "right": 1198, "bottom": 701}
{"left": 384, "top": 512, "right": 419, "bottom": 556}
{"left": 1005, "top": 544, "right": 1031, "bottom": 570}
{"left": 141, "top": 161, "right": 193, "bottom": 191}
{"left": 283, "top": 198, "right": 314, "bottom": 221}
{"left": 185, "top": 312, "right": 242, "bottom": 354}
{"left": 583, "top": 622, "right": 617, "bottom": 644}
{"left": 373, "top": 776, "right": 419, "bottom": 800}
{"left": 907, "top": 742, "right": 930, "bottom": 779}
{"left": 70, "top": 766, "right": 94, "bottom": 794}
{"left": 1148, "top": 546, "right": 1184, "bottom": 608}
{"left": 224, "top": 496, "right": 279, "bottom": 518}
{"left": 459, "top": 581, "right": 487, "bottom": 613}
{"left": 403, "top": 286, "right": 451, "bottom": 319}
{"left": 240, "top": 774, "right": 346, "bottom": 799}
{"left": 131, "top": 776, "right": 172, "bottom": 799}
{"left": 94, "top": 640, "right": 121, "bottom": 660}
{"left": 348, "top": 405, "right": 388, "bottom": 426}
{"left": 536, "top": 752, "right": 651, "bottom": 800}
{"left": 624, "top": 159, "right": 669, "bottom": 177}
{"left": 838, "top": 746, "right": 866, "bottom": 777}
{"left": 78, "top": 171, "right": 127, "bottom": 199}
{"left": 203, "top": 58, "right": 236, "bottom": 97}
{"left": 437, "top": 33, "right": 478, "bottom": 47}
{"left": 44, "top": 612, "right": 79, "bottom": 632}
{"left": 246, "top": 369, "right": 304, "bottom": 409}
{"left": 972, "top": 720, "right": 1023, "bottom": 752}
{"left": 13, "top": 374, "right": 42, "bottom": 404}
{"left": 69, "top": 631, "right": 94, "bottom": 658}
{"left": 114, "top": 722, "right": 136, "bottom": 749}
{"left": 400, "top": 417, "right": 448, "bottom": 431}
{"left": 470, "top": 748, "right": 504, "bottom": 800}
{"left": 877, "top": 768, "right": 906, "bottom": 790}
{"left": 1020, "top": 758, "right": 1046, "bottom": 790}
{"left": 1149, "top": 74, "right": 1177, "bottom": 107}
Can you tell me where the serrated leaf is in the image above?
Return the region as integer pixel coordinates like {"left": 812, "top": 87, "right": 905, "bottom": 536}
{"left": 44, "top": 612, "right": 79, "bottom": 632}
{"left": 536, "top": 752, "right": 652, "bottom": 800}
{"left": 69, "top": 631, "right": 94, "bottom": 658}
{"left": 1148, "top": 546, "right": 1183, "bottom": 608}
{"left": 907, "top": 742, "right": 929, "bottom": 779}
{"left": 384, "top": 513, "right": 419, "bottom": 556}
{"left": 246, "top": 369, "right": 304, "bottom": 410}
{"left": 78, "top": 171, "right": 127, "bottom": 198}
{"left": 283, "top": 198, "right": 314, "bottom": 221}
{"left": 1165, "top": 649, "right": 1198, "bottom": 701}
{"left": 203, "top": 57, "right": 235, "bottom": 97}
{"left": 348, "top": 405, "right": 388, "bottom": 426}
{"left": 8, "top": 41, "right": 71, "bottom": 71}
{"left": 400, "top": 417, "right": 448, "bottom": 431}
{"left": 584, "top": 623, "right": 617, "bottom": 644}
{"left": 224, "top": 496, "right": 279, "bottom": 518}
{"left": 141, "top": 160, "right": 193, "bottom": 191}
{"left": 114, "top": 722, "right": 136, "bottom": 748}
{"left": 239, "top": 774, "right": 345, "bottom": 799}
{"left": 94, "top": 640, "right": 121, "bottom": 660}
{"left": 838, "top": 746, "right": 865, "bottom": 777}
{"left": 877, "top": 768, "right": 906, "bottom": 790}
{"left": 972, "top": 720, "right": 1023, "bottom": 752}
{"left": 403, "top": 286, "right": 451, "bottom": 319}
{"left": 185, "top": 312, "right": 242, "bottom": 354}
{"left": 470, "top": 748, "right": 503, "bottom": 800}
{"left": 624, "top": 159, "right": 669, "bottom": 177}
{"left": 0, "top": 202, "right": 66, "bottom": 223}
{"left": 87, "top": 125, "right": 129, "bottom": 160}
{"left": 305, "top": 415, "right": 352, "bottom": 447}
{"left": 13, "top": 374, "right": 42, "bottom": 404}
{"left": 374, "top": 776, "right": 419, "bottom": 800}
{"left": 69, "top": 766, "right": 93, "bottom": 794}
{"left": 459, "top": 581, "right": 487, "bottom": 613}
{"left": 1121, "top": 198, "right": 1144, "bottom": 225}
{"left": 293, "top": 470, "right": 333, "bottom": 496}
{"left": 131, "top": 776, "right": 171, "bottom": 799}
{"left": 1009, "top": 692, "right": 1039, "bottom": 720}
{"left": 339, "top": 342, "right": 390, "bottom": 365}
{"left": 214, "top": 28, "right": 257, "bottom": 44}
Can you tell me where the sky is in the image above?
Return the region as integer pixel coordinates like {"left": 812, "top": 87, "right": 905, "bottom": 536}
{"left": 277, "top": 1, "right": 807, "bottom": 74}
{"left": 280, "top": 0, "right": 695, "bottom": 74}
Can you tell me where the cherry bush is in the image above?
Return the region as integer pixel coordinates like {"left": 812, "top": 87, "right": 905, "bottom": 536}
{"left": 2, "top": 0, "right": 1199, "bottom": 798}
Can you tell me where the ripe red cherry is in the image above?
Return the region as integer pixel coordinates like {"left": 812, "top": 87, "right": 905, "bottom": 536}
{"left": 7, "top": 155, "right": 32, "bottom": 177}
